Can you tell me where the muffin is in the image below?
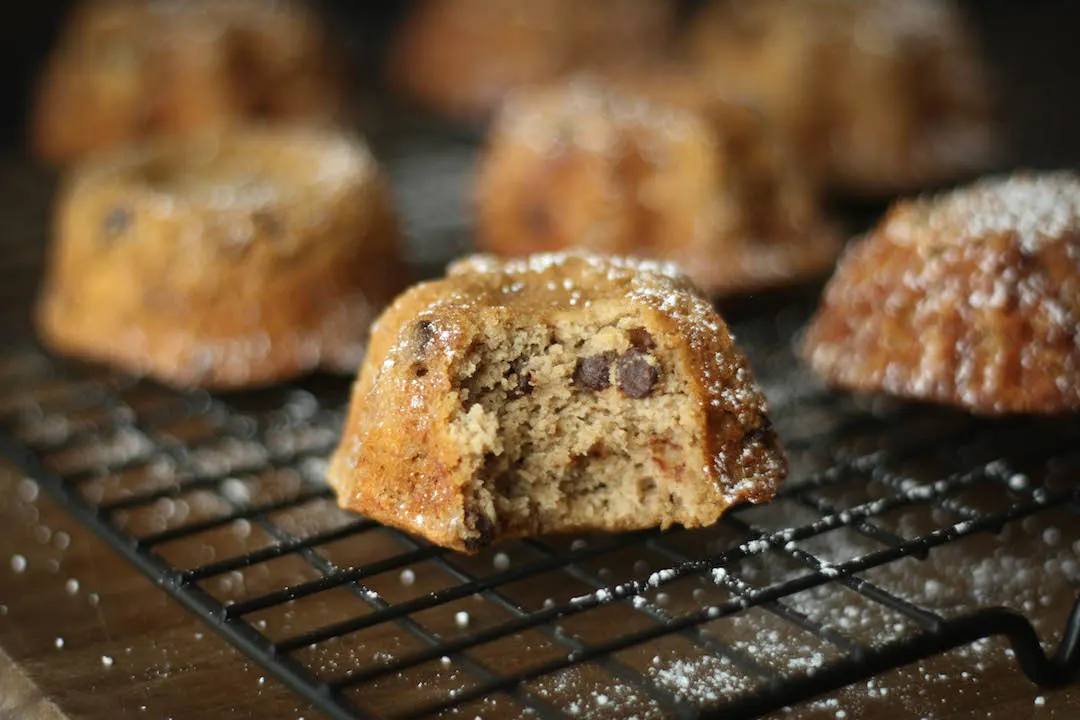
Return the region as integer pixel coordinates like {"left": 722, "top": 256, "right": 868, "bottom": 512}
{"left": 686, "top": 0, "right": 997, "bottom": 194}
{"left": 32, "top": 0, "right": 344, "bottom": 164}
{"left": 803, "top": 173, "right": 1080, "bottom": 415}
{"left": 475, "top": 73, "right": 841, "bottom": 295}
{"left": 328, "top": 251, "right": 786, "bottom": 552}
{"left": 387, "top": 0, "right": 675, "bottom": 123}
{"left": 37, "top": 126, "right": 405, "bottom": 389}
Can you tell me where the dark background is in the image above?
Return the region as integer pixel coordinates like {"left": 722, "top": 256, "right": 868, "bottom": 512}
{"left": 0, "top": 0, "right": 1079, "bottom": 169}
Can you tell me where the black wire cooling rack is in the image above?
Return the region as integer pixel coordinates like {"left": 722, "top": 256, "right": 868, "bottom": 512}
{"left": 1, "top": 300, "right": 1079, "bottom": 719}
{"left": 0, "top": 144, "right": 1079, "bottom": 718}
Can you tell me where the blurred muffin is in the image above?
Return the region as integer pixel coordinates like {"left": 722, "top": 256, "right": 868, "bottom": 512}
{"left": 475, "top": 72, "right": 841, "bottom": 295}
{"left": 387, "top": 0, "right": 675, "bottom": 123}
{"left": 37, "top": 126, "right": 405, "bottom": 389}
{"left": 686, "top": 0, "right": 997, "bottom": 195}
{"left": 803, "top": 173, "right": 1080, "bottom": 415}
{"left": 32, "top": 0, "right": 345, "bottom": 164}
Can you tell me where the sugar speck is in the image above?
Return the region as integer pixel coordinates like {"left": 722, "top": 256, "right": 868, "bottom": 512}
{"left": 65, "top": 578, "right": 80, "bottom": 595}
{"left": 53, "top": 532, "right": 71, "bottom": 550}
{"left": 455, "top": 611, "right": 470, "bottom": 629}
{"left": 55, "top": 637, "right": 65, "bottom": 649}
{"left": 88, "top": 593, "right": 100, "bottom": 607}
{"left": 17, "top": 478, "right": 39, "bottom": 503}
{"left": 493, "top": 552, "right": 511, "bottom": 571}
{"left": 11, "top": 554, "right": 26, "bottom": 573}
{"left": 399, "top": 569, "right": 416, "bottom": 587}
{"left": 102, "top": 655, "right": 114, "bottom": 668}
{"left": 1034, "top": 696, "right": 1046, "bottom": 707}
{"left": 220, "top": 478, "right": 251, "bottom": 505}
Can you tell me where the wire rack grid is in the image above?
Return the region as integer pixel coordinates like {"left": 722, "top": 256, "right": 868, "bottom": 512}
{"left": 0, "top": 143, "right": 1079, "bottom": 718}
{"left": 1, "top": 299, "right": 1079, "bottom": 719}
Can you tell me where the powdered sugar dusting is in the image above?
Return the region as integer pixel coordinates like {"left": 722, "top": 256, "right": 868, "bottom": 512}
{"left": 891, "top": 172, "right": 1080, "bottom": 254}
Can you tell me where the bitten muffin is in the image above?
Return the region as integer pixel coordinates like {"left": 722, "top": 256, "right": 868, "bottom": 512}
{"left": 37, "top": 126, "right": 405, "bottom": 389}
{"left": 475, "top": 73, "right": 841, "bottom": 296}
{"left": 802, "top": 173, "right": 1080, "bottom": 415}
{"left": 328, "top": 251, "right": 786, "bottom": 552}
{"left": 387, "top": 0, "right": 675, "bottom": 123}
{"left": 686, "top": 0, "right": 997, "bottom": 195}
{"left": 32, "top": 0, "right": 344, "bottom": 164}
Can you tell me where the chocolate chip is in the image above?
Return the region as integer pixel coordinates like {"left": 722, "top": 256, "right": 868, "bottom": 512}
{"left": 628, "top": 328, "right": 655, "bottom": 350}
{"left": 252, "top": 209, "right": 283, "bottom": 238}
{"left": 525, "top": 203, "right": 551, "bottom": 236}
{"left": 102, "top": 207, "right": 131, "bottom": 239}
{"left": 413, "top": 320, "right": 435, "bottom": 357}
{"left": 617, "top": 349, "right": 659, "bottom": 398}
{"left": 747, "top": 416, "right": 775, "bottom": 444}
{"left": 574, "top": 352, "right": 614, "bottom": 390}
{"left": 464, "top": 508, "right": 495, "bottom": 551}
{"left": 507, "top": 358, "right": 533, "bottom": 398}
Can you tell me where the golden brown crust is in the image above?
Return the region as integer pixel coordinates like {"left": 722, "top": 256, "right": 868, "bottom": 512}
{"left": 387, "top": 0, "right": 675, "bottom": 123}
{"left": 329, "top": 252, "right": 785, "bottom": 552}
{"left": 686, "top": 0, "right": 997, "bottom": 195}
{"left": 802, "top": 172, "right": 1080, "bottom": 415}
{"left": 32, "top": 0, "right": 344, "bottom": 164}
{"left": 474, "top": 73, "right": 842, "bottom": 296}
{"left": 36, "top": 126, "right": 407, "bottom": 389}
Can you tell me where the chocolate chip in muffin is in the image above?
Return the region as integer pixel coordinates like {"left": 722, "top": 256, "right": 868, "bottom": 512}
{"left": 507, "top": 358, "right": 533, "bottom": 398}
{"left": 413, "top": 320, "right": 435, "bottom": 357}
{"left": 574, "top": 352, "right": 615, "bottom": 390}
{"left": 525, "top": 203, "right": 551, "bottom": 237}
{"left": 252, "top": 208, "right": 284, "bottom": 238}
{"left": 102, "top": 206, "right": 131, "bottom": 239}
{"left": 617, "top": 349, "right": 659, "bottom": 398}
{"left": 464, "top": 508, "right": 495, "bottom": 550}
{"left": 747, "top": 415, "right": 774, "bottom": 443}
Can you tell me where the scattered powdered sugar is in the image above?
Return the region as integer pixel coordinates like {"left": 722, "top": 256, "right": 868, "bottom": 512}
{"left": 17, "top": 478, "right": 39, "bottom": 503}
{"left": 650, "top": 655, "right": 754, "bottom": 703}
{"left": 533, "top": 667, "right": 662, "bottom": 719}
